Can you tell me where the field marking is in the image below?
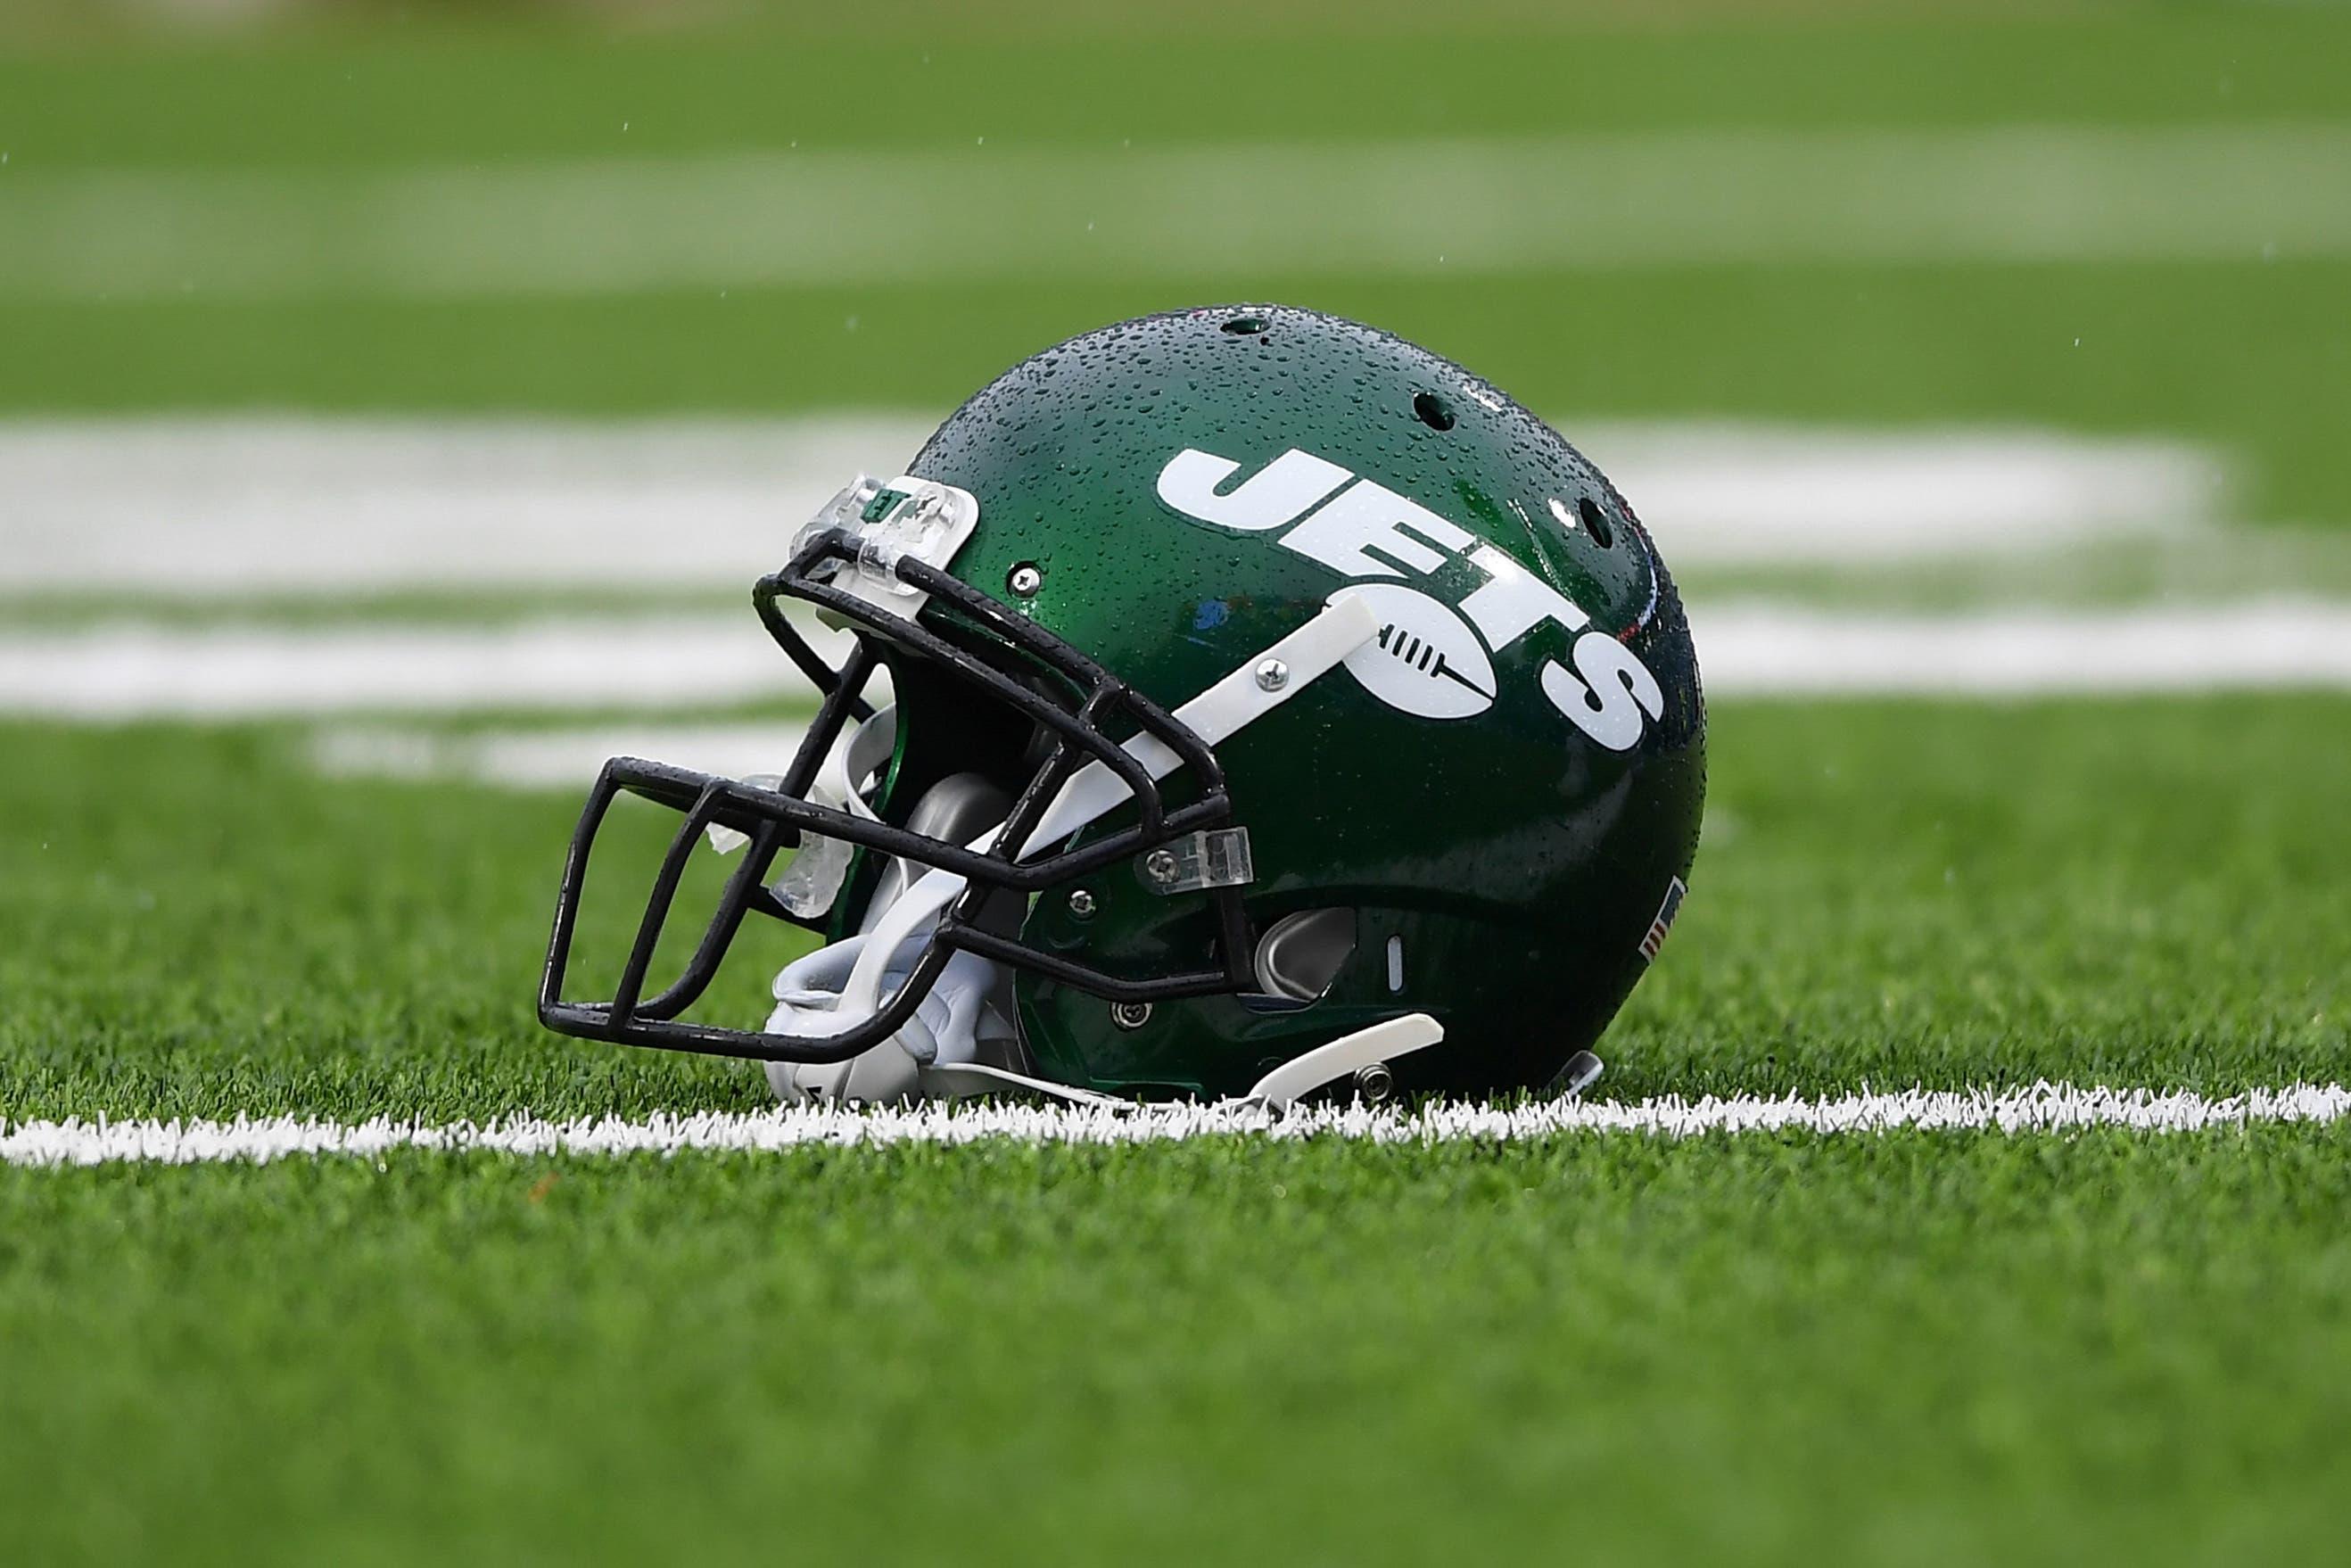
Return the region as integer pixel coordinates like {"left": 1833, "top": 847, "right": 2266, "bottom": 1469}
{"left": 1556, "top": 422, "right": 2216, "bottom": 566}
{"left": 9, "top": 597, "right": 2351, "bottom": 722}
{"left": 5, "top": 1084, "right": 2347, "bottom": 1167}
{"left": 0, "top": 618, "right": 829, "bottom": 718}
{"left": 310, "top": 721, "right": 813, "bottom": 789}
{"left": 0, "top": 417, "right": 2221, "bottom": 594}
{"left": 0, "top": 416, "right": 936, "bottom": 593}
{"left": 4, "top": 123, "right": 2347, "bottom": 299}
{"left": 1696, "top": 598, "right": 2351, "bottom": 697}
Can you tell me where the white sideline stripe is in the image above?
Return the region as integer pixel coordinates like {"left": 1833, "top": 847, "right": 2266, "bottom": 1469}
{"left": 310, "top": 721, "right": 813, "bottom": 789}
{"left": 10, "top": 598, "right": 2351, "bottom": 720}
{"left": 1696, "top": 598, "right": 2351, "bottom": 697}
{"left": 1584, "top": 423, "right": 2216, "bottom": 565}
{"left": 0, "top": 618, "right": 837, "bottom": 718}
{"left": 5, "top": 1084, "right": 2347, "bottom": 1167}
{"left": 4, "top": 124, "right": 2348, "bottom": 299}
{"left": 0, "top": 417, "right": 2222, "bottom": 592}
{"left": 0, "top": 417, "right": 939, "bottom": 593}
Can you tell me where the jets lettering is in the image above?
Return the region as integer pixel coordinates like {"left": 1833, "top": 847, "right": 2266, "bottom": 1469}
{"left": 1157, "top": 447, "right": 1662, "bottom": 750}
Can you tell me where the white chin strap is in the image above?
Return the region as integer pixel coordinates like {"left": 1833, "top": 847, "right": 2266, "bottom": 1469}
{"left": 763, "top": 932, "right": 1018, "bottom": 1105}
{"left": 769, "top": 592, "right": 1446, "bottom": 1107}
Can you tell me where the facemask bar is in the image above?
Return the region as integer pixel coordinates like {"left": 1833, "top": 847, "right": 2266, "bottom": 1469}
{"left": 538, "top": 523, "right": 1268, "bottom": 1064}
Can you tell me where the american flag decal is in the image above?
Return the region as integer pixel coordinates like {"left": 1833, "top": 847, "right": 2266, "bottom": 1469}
{"left": 1637, "top": 877, "right": 1687, "bottom": 963}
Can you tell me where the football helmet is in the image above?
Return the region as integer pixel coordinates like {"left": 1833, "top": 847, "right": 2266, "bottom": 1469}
{"left": 539, "top": 306, "right": 1703, "bottom": 1104}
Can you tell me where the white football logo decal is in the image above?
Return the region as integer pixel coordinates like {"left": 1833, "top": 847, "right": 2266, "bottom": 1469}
{"left": 1332, "top": 583, "right": 1497, "bottom": 720}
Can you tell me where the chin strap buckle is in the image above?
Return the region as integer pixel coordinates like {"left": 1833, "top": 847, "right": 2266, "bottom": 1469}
{"left": 1551, "top": 1050, "right": 1605, "bottom": 1099}
{"left": 1241, "top": 1012, "right": 1446, "bottom": 1107}
{"left": 915, "top": 1061, "right": 1134, "bottom": 1109}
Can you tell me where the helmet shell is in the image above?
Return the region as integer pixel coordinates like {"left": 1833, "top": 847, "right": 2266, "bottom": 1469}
{"left": 895, "top": 305, "right": 1703, "bottom": 1097}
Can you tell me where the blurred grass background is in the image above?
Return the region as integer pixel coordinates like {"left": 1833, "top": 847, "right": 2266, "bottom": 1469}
{"left": 5, "top": 8, "right": 2351, "bottom": 1564}
{"left": 4, "top": 2, "right": 2347, "bottom": 526}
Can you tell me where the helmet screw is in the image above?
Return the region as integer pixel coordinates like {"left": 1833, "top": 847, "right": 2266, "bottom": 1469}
{"left": 1110, "top": 1001, "right": 1153, "bottom": 1030}
{"left": 1353, "top": 1062, "right": 1396, "bottom": 1104}
{"left": 1066, "top": 888, "right": 1098, "bottom": 919}
{"left": 1143, "top": 848, "right": 1179, "bottom": 885}
{"left": 1254, "top": 657, "right": 1290, "bottom": 692}
{"left": 1007, "top": 562, "right": 1044, "bottom": 597}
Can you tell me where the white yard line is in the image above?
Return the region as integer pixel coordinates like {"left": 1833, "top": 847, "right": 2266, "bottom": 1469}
{"left": 0, "top": 416, "right": 2222, "bottom": 592}
{"left": 1, "top": 415, "right": 2336, "bottom": 720}
{"left": 1579, "top": 422, "right": 2217, "bottom": 565}
{"left": 9, "top": 598, "right": 2351, "bottom": 722}
{"left": 1695, "top": 598, "right": 2351, "bottom": 697}
{"left": 0, "top": 416, "right": 940, "bottom": 593}
{"left": 0, "top": 617, "right": 832, "bottom": 718}
{"left": 4, "top": 124, "right": 2347, "bottom": 300}
{"left": 309, "top": 721, "right": 813, "bottom": 789}
{"left": 4, "top": 1084, "right": 2346, "bottom": 1167}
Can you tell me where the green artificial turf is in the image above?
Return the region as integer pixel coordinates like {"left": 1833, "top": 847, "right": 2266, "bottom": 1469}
{"left": 5, "top": 6, "right": 2350, "bottom": 1559}
{"left": 4, "top": 11, "right": 2349, "bottom": 526}
{"left": 4, "top": 694, "right": 2344, "bottom": 1127}
{"left": 4, "top": 1127, "right": 2348, "bottom": 1565}
{"left": 9, "top": 12, "right": 2349, "bottom": 169}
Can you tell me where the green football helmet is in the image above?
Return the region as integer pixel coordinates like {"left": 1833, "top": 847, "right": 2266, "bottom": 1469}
{"left": 540, "top": 306, "right": 1704, "bottom": 1105}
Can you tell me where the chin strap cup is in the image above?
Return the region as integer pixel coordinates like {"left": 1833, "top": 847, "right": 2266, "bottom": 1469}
{"left": 763, "top": 934, "right": 1015, "bottom": 1105}
{"left": 765, "top": 1036, "right": 927, "bottom": 1106}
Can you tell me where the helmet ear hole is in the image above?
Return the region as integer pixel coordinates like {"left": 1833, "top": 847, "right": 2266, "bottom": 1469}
{"left": 1251, "top": 908, "right": 1358, "bottom": 1002}
{"left": 1412, "top": 392, "right": 1456, "bottom": 432}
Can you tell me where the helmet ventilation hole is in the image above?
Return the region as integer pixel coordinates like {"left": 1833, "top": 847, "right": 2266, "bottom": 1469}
{"left": 1412, "top": 392, "right": 1455, "bottom": 432}
{"left": 1221, "top": 315, "right": 1267, "bottom": 336}
{"left": 1578, "top": 496, "right": 1615, "bottom": 550}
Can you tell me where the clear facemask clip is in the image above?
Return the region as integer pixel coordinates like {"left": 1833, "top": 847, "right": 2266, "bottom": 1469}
{"left": 796, "top": 473, "right": 981, "bottom": 622}
{"left": 1135, "top": 827, "right": 1255, "bottom": 895}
